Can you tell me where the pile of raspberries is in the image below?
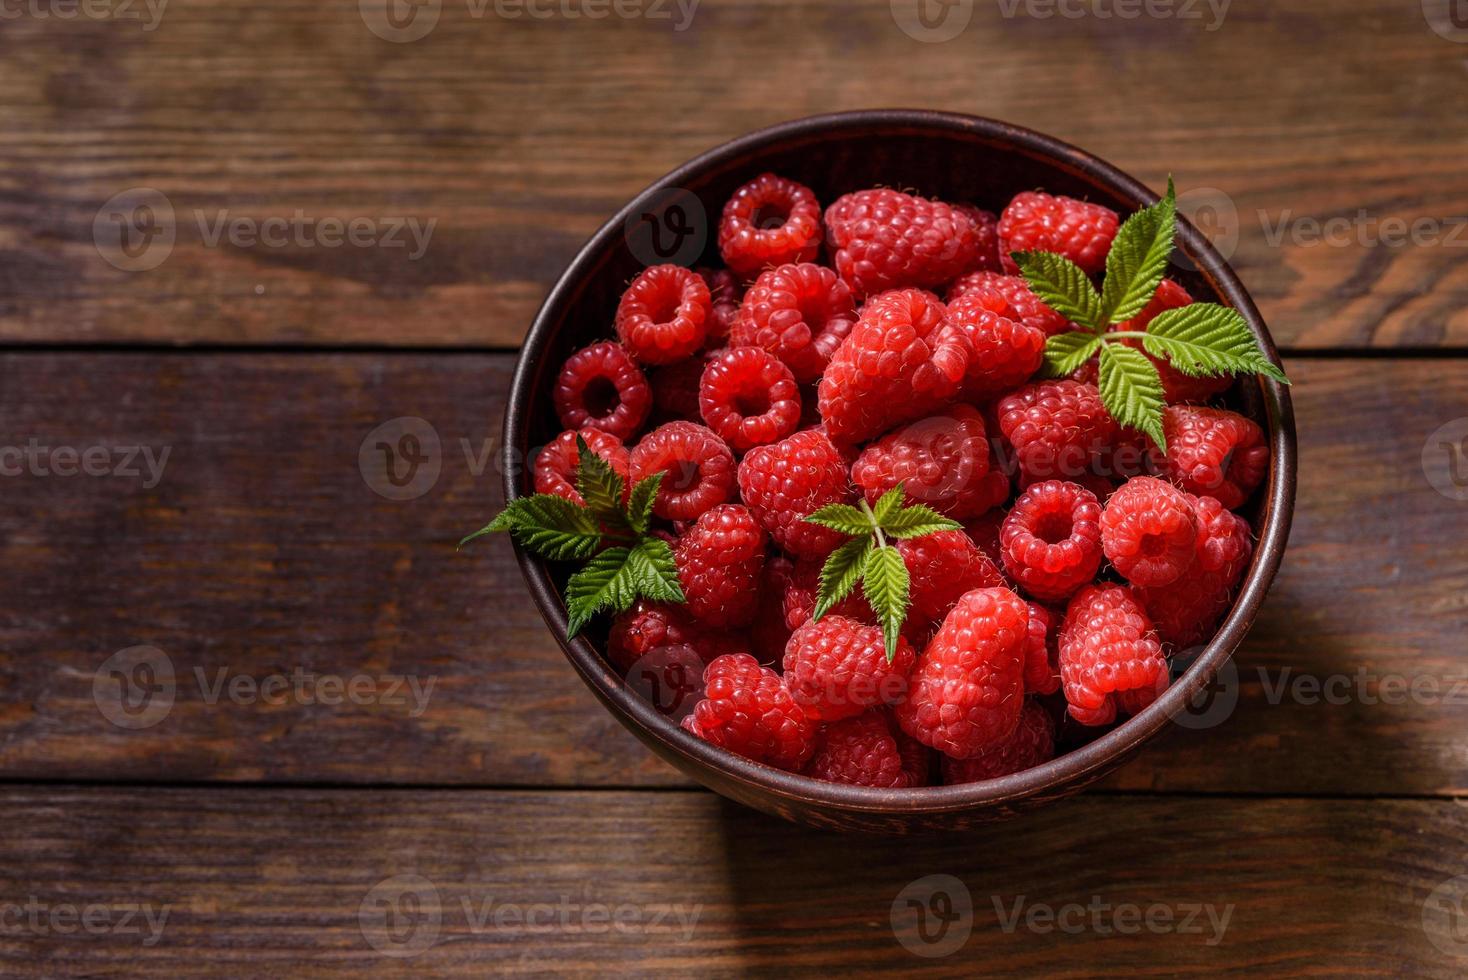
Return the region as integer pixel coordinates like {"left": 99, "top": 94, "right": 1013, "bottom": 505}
{"left": 538, "top": 173, "right": 1266, "bottom": 788}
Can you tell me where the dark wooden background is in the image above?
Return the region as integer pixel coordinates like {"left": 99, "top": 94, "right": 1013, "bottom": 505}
{"left": 3, "top": 0, "right": 1467, "bottom": 974}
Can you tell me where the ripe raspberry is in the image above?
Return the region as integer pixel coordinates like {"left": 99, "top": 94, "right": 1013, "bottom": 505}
{"left": 614, "top": 264, "right": 711, "bottom": 365}
{"left": 732, "top": 263, "right": 857, "bottom": 382}
{"left": 941, "top": 699, "right": 1055, "bottom": 783}
{"left": 851, "top": 405, "right": 992, "bottom": 519}
{"left": 893, "top": 716, "right": 933, "bottom": 786}
{"left": 804, "top": 711, "right": 920, "bottom": 788}
{"left": 1150, "top": 405, "right": 1268, "bottom": 509}
{"left": 782, "top": 615, "right": 916, "bottom": 722}
{"left": 816, "top": 288, "right": 969, "bottom": 445}
{"left": 1058, "top": 584, "right": 1169, "bottom": 726}
{"left": 996, "top": 380, "right": 1119, "bottom": 485}
{"left": 698, "top": 346, "right": 801, "bottom": 452}
{"left": 684, "top": 653, "right": 816, "bottom": 771}
{"left": 751, "top": 556, "right": 796, "bottom": 664}
{"left": 1000, "top": 480, "right": 1104, "bottom": 602}
{"left": 1022, "top": 602, "right": 1061, "bottom": 695}
{"left": 964, "top": 510, "right": 1006, "bottom": 563}
{"left": 1116, "top": 279, "right": 1232, "bottom": 404}
{"left": 945, "top": 287, "right": 1046, "bottom": 399}
{"left": 698, "top": 267, "right": 742, "bottom": 344}
{"left": 533, "top": 428, "right": 631, "bottom": 506}
{"left": 1101, "top": 476, "right": 1199, "bottom": 588}
{"left": 782, "top": 558, "right": 875, "bottom": 631}
{"left": 824, "top": 189, "right": 980, "bottom": 297}
{"left": 629, "top": 421, "right": 735, "bottom": 521}
{"left": 955, "top": 205, "right": 1004, "bottom": 275}
{"left": 948, "top": 271, "right": 1074, "bottom": 337}
{"left": 898, "top": 529, "right": 1007, "bottom": 629}
{"left": 894, "top": 587, "right": 1029, "bottom": 759}
{"left": 1135, "top": 494, "right": 1253, "bottom": 648}
{"left": 997, "top": 191, "right": 1119, "bottom": 275}
{"left": 717, "top": 173, "right": 823, "bottom": 280}
{"left": 553, "top": 341, "right": 653, "bottom": 441}
{"left": 737, "top": 428, "right": 853, "bottom": 558}
{"left": 607, "top": 599, "right": 743, "bottom": 673}
{"left": 649, "top": 351, "right": 715, "bottom": 423}
{"left": 675, "top": 504, "right": 767, "bottom": 628}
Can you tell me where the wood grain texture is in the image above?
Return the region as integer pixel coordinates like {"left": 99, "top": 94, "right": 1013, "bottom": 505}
{"left": 1, "top": 352, "right": 1464, "bottom": 794}
{"left": 1, "top": 0, "right": 1465, "bottom": 348}
{"left": 0, "top": 786, "right": 1464, "bottom": 976}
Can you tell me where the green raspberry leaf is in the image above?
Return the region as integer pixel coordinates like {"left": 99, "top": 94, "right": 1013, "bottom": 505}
{"left": 1097, "top": 343, "right": 1168, "bottom": 451}
{"left": 625, "top": 535, "right": 685, "bottom": 605}
{"left": 805, "top": 503, "right": 876, "bottom": 536}
{"left": 812, "top": 535, "right": 873, "bottom": 622}
{"left": 1099, "top": 177, "right": 1176, "bottom": 326}
{"left": 870, "top": 484, "right": 908, "bottom": 526}
{"left": 1142, "top": 303, "right": 1291, "bottom": 384}
{"left": 459, "top": 493, "right": 602, "bottom": 560}
{"left": 564, "top": 546, "right": 636, "bottom": 637}
{"left": 1040, "top": 331, "right": 1104, "bottom": 379}
{"left": 878, "top": 503, "right": 962, "bottom": 540}
{"left": 574, "top": 435, "right": 628, "bottom": 528}
{"left": 626, "top": 471, "right": 664, "bottom": 534}
{"left": 861, "top": 545, "right": 911, "bottom": 662}
{"left": 1012, "top": 251, "right": 1103, "bottom": 330}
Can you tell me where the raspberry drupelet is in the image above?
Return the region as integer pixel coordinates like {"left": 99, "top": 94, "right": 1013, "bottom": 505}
{"left": 698, "top": 267, "right": 742, "bottom": 344}
{"left": 737, "top": 427, "right": 854, "bottom": 559}
{"left": 823, "top": 188, "right": 981, "bottom": 297}
{"left": 850, "top": 405, "right": 993, "bottom": 519}
{"left": 944, "top": 287, "right": 1047, "bottom": 399}
{"left": 996, "top": 380, "right": 1120, "bottom": 486}
{"left": 553, "top": 341, "right": 652, "bottom": 442}
{"left": 674, "top": 504, "right": 767, "bottom": 628}
{"left": 1149, "top": 405, "right": 1269, "bottom": 510}
{"left": 940, "top": 699, "right": 1055, "bottom": 783}
{"left": 1135, "top": 493, "right": 1253, "bottom": 648}
{"left": 614, "top": 264, "right": 711, "bottom": 365}
{"left": 804, "top": 710, "right": 925, "bottom": 788}
{"left": 1058, "top": 583, "right": 1169, "bottom": 726}
{"left": 948, "top": 270, "right": 1075, "bottom": 337}
{"left": 897, "top": 529, "right": 1008, "bottom": 630}
{"left": 698, "top": 346, "right": 802, "bottom": 453}
{"left": 683, "top": 653, "right": 817, "bottom": 771}
{"left": 532, "top": 428, "right": 631, "bottom": 506}
{"left": 717, "top": 173, "right": 823, "bottom": 280}
{"left": 1100, "top": 476, "right": 1200, "bottom": 588}
{"left": 607, "top": 599, "right": 744, "bottom": 673}
{"left": 732, "top": 263, "right": 858, "bottom": 383}
{"left": 782, "top": 615, "right": 916, "bottom": 722}
{"left": 628, "top": 421, "right": 736, "bottom": 522}
{"left": 998, "top": 191, "right": 1119, "bottom": 275}
{"left": 955, "top": 204, "right": 1005, "bottom": 275}
{"left": 1000, "top": 480, "right": 1105, "bottom": 603}
{"left": 1022, "top": 602, "right": 1061, "bottom": 695}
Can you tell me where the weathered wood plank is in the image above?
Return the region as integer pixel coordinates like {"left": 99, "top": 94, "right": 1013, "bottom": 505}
{"left": 0, "top": 0, "right": 1465, "bottom": 347}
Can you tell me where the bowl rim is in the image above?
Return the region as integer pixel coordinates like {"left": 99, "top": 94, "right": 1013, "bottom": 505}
{"left": 504, "top": 109, "right": 1296, "bottom": 815}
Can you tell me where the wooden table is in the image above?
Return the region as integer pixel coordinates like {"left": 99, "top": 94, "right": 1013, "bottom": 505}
{"left": 2, "top": 0, "right": 1466, "bottom": 974}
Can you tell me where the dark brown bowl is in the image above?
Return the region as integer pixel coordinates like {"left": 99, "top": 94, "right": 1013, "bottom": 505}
{"left": 503, "top": 110, "right": 1296, "bottom": 833}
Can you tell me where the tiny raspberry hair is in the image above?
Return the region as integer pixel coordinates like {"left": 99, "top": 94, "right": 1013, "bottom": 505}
{"left": 675, "top": 504, "right": 767, "bottom": 629}
{"left": 998, "top": 191, "right": 1119, "bottom": 275}
{"left": 1135, "top": 494, "right": 1253, "bottom": 648}
{"left": 897, "top": 529, "right": 1008, "bottom": 630}
{"left": 804, "top": 711, "right": 922, "bottom": 788}
{"left": 607, "top": 599, "right": 744, "bottom": 673}
{"left": 683, "top": 653, "right": 816, "bottom": 771}
{"left": 628, "top": 421, "right": 735, "bottom": 522}
{"left": 698, "top": 267, "right": 742, "bottom": 345}
{"left": 717, "top": 173, "right": 823, "bottom": 280}
{"left": 851, "top": 405, "right": 993, "bottom": 519}
{"left": 824, "top": 188, "right": 980, "bottom": 297}
{"left": 533, "top": 428, "right": 630, "bottom": 506}
{"left": 1149, "top": 405, "right": 1268, "bottom": 510}
{"left": 894, "top": 586, "right": 1029, "bottom": 759}
{"left": 1100, "top": 476, "right": 1199, "bottom": 588}
{"left": 782, "top": 615, "right": 916, "bottom": 722}
{"left": 941, "top": 699, "right": 1055, "bottom": 783}
{"left": 1000, "top": 480, "right": 1105, "bottom": 603}
{"left": 948, "top": 271, "right": 1074, "bottom": 337}
{"left": 945, "top": 287, "right": 1046, "bottom": 399}
{"left": 698, "top": 346, "right": 801, "bottom": 453}
{"left": 955, "top": 204, "right": 1004, "bottom": 275}
{"left": 553, "top": 341, "right": 652, "bottom": 442}
{"left": 732, "top": 263, "right": 857, "bottom": 383}
{"left": 996, "top": 379, "right": 1119, "bottom": 485}
{"left": 1058, "top": 583, "right": 1169, "bottom": 727}
{"left": 614, "top": 264, "right": 710, "bottom": 365}
{"left": 1022, "top": 602, "right": 1061, "bottom": 695}
{"left": 737, "top": 427, "right": 853, "bottom": 559}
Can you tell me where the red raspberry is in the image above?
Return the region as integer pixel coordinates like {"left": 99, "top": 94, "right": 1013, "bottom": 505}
{"left": 751, "top": 556, "right": 796, "bottom": 664}
{"left": 1117, "top": 280, "right": 1232, "bottom": 404}
{"left": 737, "top": 428, "right": 853, "bottom": 558}
{"left": 717, "top": 173, "right": 823, "bottom": 280}
{"left": 1150, "top": 405, "right": 1268, "bottom": 509}
{"left": 1058, "top": 584, "right": 1169, "bottom": 726}
{"left": 804, "top": 711, "right": 921, "bottom": 788}
{"left": 607, "top": 599, "right": 743, "bottom": 672}
{"left": 614, "top": 264, "right": 710, "bottom": 365}
{"left": 894, "top": 586, "right": 1029, "bottom": 759}
{"left": 782, "top": 558, "right": 875, "bottom": 630}
{"left": 553, "top": 341, "right": 653, "bottom": 442}
{"left": 955, "top": 205, "right": 1004, "bottom": 274}
{"left": 732, "top": 263, "right": 857, "bottom": 383}
{"left": 964, "top": 510, "right": 1006, "bottom": 563}
{"left": 898, "top": 529, "right": 1007, "bottom": 629}
{"left": 1000, "top": 480, "right": 1104, "bottom": 602}
{"left": 893, "top": 716, "right": 933, "bottom": 786}
{"left": 782, "top": 615, "right": 916, "bottom": 722}
{"left": 675, "top": 504, "right": 767, "bottom": 628}
{"left": 1022, "top": 602, "right": 1061, "bottom": 695}
{"left": 816, "top": 288, "right": 969, "bottom": 445}
{"left": 824, "top": 189, "right": 980, "bottom": 297}
{"left": 948, "top": 271, "right": 1074, "bottom": 337}
{"left": 997, "top": 191, "right": 1119, "bottom": 275}
{"left": 649, "top": 351, "right": 715, "bottom": 423}
{"left": 698, "top": 267, "right": 742, "bottom": 344}
{"left": 945, "top": 287, "right": 1046, "bottom": 399}
{"left": 941, "top": 699, "right": 1055, "bottom": 782}
{"left": 1135, "top": 494, "right": 1253, "bottom": 648}
{"left": 684, "top": 653, "right": 816, "bottom": 771}
{"left": 532, "top": 428, "right": 630, "bottom": 506}
{"left": 629, "top": 421, "right": 735, "bottom": 521}
{"left": 997, "top": 380, "right": 1119, "bottom": 485}
{"left": 1100, "top": 476, "right": 1199, "bottom": 588}
{"left": 698, "top": 346, "right": 801, "bottom": 453}
{"left": 851, "top": 405, "right": 992, "bottom": 519}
